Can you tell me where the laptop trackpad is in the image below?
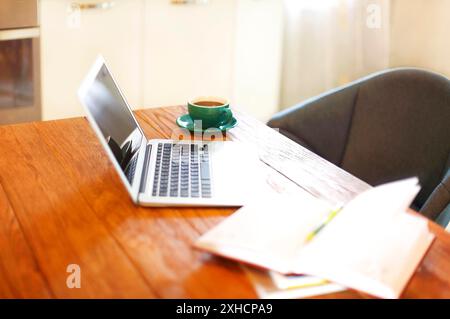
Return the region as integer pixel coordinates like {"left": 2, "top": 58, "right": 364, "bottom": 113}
{"left": 210, "top": 142, "right": 262, "bottom": 202}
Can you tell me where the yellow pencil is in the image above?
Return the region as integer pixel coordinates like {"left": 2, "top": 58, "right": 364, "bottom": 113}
{"left": 305, "top": 207, "right": 342, "bottom": 243}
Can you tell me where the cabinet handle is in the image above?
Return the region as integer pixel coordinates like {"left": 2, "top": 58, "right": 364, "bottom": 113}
{"left": 171, "top": 0, "right": 210, "bottom": 4}
{"left": 71, "top": 1, "right": 115, "bottom": 11}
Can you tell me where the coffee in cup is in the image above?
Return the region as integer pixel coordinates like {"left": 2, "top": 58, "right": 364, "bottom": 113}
{"left": 192, "top": 100, "right": 224, "bottom": 107}
{"left": 187, "top": 96, "right": 233, "bottom": 128}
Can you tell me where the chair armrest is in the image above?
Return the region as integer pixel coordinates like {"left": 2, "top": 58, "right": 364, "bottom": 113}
{"left": 421, "top": 172, "right": 450, "bottom": 224}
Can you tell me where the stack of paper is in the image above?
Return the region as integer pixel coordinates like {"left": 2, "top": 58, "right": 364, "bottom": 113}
{"left": 195, "top": 178, "right": 434, "bottom": 299}
{"left": 243, "top": 267, "right": 346, "bottom": 299}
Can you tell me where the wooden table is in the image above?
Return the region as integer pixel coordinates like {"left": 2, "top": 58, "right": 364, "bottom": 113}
{"left": 0, "top": 105, "right": 449, "bottom": 298}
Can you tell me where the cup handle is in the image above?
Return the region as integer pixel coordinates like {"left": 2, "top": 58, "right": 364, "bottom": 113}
{"left": 219, "top": 108, "right": 233, "bottom": 125}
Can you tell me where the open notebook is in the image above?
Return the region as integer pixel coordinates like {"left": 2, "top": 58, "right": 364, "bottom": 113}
{"left": 195, "top": 178, "right": 435, "bottom": 299}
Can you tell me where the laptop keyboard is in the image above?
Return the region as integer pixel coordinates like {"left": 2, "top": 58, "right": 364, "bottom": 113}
{"left": 152, "top": 143, "right": 212, "bottom": 198}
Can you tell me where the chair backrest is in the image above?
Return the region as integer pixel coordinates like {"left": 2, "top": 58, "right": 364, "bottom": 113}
{"left": 269, "top": 69, "right": 450, "bottom": 210}
{"left": 340, "top": 69, "right": 450, "bottom": 208}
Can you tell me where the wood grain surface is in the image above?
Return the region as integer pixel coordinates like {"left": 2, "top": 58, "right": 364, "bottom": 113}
{"left": 0, "top": 105, "right": 448, "bottom": 298}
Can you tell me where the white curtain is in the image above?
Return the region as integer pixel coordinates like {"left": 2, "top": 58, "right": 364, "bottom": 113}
{"left": 280, "top": 0, "right": 390, "bottom": 108}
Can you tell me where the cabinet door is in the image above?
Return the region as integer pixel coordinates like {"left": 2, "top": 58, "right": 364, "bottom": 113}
{"left": 142, "top": 0, "right": 236, "bottom": 108}
{"left": 142, "top": 0, "right": 282, "bottom": 121}
{"left": 40, "top": 0, "right": 144, "bottom": 120}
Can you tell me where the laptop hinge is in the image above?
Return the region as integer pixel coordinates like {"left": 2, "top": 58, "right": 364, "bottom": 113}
{"left": 139, "top": 144, "right": 152, "bottom": 194}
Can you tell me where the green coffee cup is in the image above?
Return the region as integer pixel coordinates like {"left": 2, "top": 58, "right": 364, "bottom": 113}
{"left": 187, "top": 96, "right": 233, "bottom": 129}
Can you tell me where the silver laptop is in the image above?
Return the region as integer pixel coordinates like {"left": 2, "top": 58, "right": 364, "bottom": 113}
{"left": 78, "top": 56, "right": 257, "bottom": 207}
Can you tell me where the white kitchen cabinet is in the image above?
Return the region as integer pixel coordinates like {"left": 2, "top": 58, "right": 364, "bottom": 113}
{"left": 40, "top": 0, "right": 145, "bottom": 120}
{"left": 232, "top": 0, "right": 283, "bottom": 121}
{"left": 142, "top": 0, "right": 236, "bottom": 109}
{"left": 142, "top": 0, "right": 283, "bottom": 121}
{"left": 40, "top": 0, "right": 283, "bottom": 121}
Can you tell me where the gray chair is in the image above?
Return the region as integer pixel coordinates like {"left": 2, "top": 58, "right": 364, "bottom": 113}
{"left": 268, "top": 68, "right": 450, "bottom": 227}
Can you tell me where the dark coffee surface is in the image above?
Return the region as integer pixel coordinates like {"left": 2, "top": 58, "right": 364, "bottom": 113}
{"left": 194, "top": 101, "right": 224, "bottom": 107}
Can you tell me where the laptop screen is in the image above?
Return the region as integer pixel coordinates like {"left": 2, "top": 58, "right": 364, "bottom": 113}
{"left": 82, "top": 63, "right": 143, "bottom": 184}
